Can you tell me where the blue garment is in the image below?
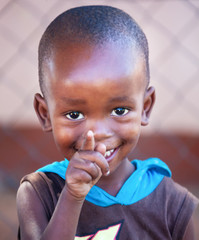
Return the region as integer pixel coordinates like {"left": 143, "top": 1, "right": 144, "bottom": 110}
{"left": 36, "top": 158, "right": 171, "bottom": 207}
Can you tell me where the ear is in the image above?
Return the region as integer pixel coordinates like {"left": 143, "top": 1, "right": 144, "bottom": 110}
{"left": 34, "top": 93, "right": 52, "bottom": 132}
{"left": 141, "top": 86, "right": 155, "bottom": 126}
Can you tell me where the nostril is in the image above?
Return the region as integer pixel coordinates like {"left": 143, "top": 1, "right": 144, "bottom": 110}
{"left": 93, "top": 131, "right": 113, "bottom": 141}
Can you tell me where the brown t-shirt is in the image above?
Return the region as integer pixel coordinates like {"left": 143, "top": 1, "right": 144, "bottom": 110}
{"left": 18, "top": 172, "right": 198, "bottom": 239}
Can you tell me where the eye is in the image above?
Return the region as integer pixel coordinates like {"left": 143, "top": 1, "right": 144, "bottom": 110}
{"left": 66, "top": 111, "right": 84, "bottom": 120}
{"left": 111, "top": 107, "right": 129, "bottom": 116}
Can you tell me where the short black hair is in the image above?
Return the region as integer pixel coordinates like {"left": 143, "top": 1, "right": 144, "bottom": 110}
{"left": 38, "top": 5, "right": 149, "bottom": 95}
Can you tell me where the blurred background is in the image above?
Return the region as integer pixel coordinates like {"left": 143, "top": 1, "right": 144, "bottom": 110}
{"left": 0, "top": 0, "right": 199, "bottom": 239}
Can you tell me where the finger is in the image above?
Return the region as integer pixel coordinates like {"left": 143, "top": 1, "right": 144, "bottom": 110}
{"left": 77, "top": 151, "right": 110, "bottom": 176}
{"left": 69, "top": 157, "right": 102, "bottom": 181}
{"left": 95, "top": 144, "right": 110, "bottom": 176}
{"left": 95, "top": 143, "right": 106, "bottom": 156}
{"left": 81, "top": 130, "right": 95, "bottom": 151}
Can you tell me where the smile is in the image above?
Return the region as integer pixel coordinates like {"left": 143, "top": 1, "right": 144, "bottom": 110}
{"left": 104, "top": 147, "right": 119, "bottom": 161}
{"left": 104, "top": 149, "right": 114, "bottom": 158}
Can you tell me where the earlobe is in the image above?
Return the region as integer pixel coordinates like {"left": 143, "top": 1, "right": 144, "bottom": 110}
{"left": 141, "top": 86, "right": 155, "bottom": 126}
{"left": 34, "top": 93, "right": 52, "bottom": 132}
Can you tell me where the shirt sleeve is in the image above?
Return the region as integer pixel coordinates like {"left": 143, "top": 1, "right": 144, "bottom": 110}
{"left": 171, "top": 184, "right": 199, "bottom": 240}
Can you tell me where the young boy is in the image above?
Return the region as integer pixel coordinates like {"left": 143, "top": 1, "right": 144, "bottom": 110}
{"left": 17, "top": 5, "right": 198, "bottom": 240}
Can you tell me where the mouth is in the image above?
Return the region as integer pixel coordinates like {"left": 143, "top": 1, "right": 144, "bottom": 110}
{"left": 73, "top": 145, "right": 120, "bottom": 162}
{"left": 104, "top": 147, "right": 119, "bottom": 162}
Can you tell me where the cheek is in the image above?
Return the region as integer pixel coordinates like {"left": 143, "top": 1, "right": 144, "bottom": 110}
{"left": 124, "top": 124, "right": 141, "bottom": 143}
{"left": 117, "top": 116, "right": 142, "bottom": 144}
{"left": 52, "top": 124, "right": 80, "bottom": 159}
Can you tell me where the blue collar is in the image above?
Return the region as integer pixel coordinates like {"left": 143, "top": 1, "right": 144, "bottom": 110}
{"left": 36, "top": 158, "right": 171, "bottom": 207}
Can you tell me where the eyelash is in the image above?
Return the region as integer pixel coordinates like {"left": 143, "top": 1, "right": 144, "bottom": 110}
{"left": 65, "top": 111, "right": 84, "bottom": 120}
{"left": 111, "top": 107, "right": 129, "bottom": 116}
{"left": 65, "top": 107, "right": 129, "bottom": 120}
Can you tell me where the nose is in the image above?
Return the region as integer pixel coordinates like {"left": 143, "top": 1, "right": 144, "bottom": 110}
{"left": 87, "top": 118, "right": 113, "bottom": 141}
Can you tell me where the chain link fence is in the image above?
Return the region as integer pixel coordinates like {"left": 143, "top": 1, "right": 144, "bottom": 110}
{"left": 0, "top": 0, "right": 199, "bottom": 239}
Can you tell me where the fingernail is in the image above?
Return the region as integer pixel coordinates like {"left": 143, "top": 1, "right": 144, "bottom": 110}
{"left": 87, "top": 130, "right": 93, "bottom": 137}
{"left": 105, "top": 170, "right": 110, "bottom": 176}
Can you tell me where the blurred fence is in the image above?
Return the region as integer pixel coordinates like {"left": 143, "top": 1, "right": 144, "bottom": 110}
{"left": 0, "top": 0, "right": 199, "bottom": 239}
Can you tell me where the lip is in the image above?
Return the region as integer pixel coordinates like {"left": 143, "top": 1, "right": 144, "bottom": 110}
{"left": 104, "top": 146, "right": 120, "bottom": 163}
{"left": 73, "top": 145, "right": 121, "bottom": 163}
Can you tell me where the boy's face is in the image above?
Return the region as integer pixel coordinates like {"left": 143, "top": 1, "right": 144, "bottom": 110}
{"left": 35, "top": 42, "right": 155, "bottom": 176}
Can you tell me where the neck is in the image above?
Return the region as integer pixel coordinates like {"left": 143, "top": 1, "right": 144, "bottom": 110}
{"left": 96, "top": 158, "right": 135, "bottom": 196}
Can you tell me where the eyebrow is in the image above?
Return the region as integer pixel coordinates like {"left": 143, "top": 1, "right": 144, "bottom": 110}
{"left": 60, "top": 96, "right": 135, "bottom": 105}
{"left": 109, "top": 96, "right": 135, "bottom": 104}
{"left": 60, "top": 97, "right": 86, "bottom": 105}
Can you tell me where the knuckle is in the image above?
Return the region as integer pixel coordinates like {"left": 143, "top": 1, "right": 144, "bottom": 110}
{"left": 84, "top": 160, "right": 95, "bottom": 170}
{"left": 78, "top": 171, "right": 92, "bottom": 183}
{"left": 66, "top": 170, "right": 91, "bottom": 184}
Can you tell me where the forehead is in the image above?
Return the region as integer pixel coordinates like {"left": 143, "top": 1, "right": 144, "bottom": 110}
{"left": 45, "top": 41, "right": 147, "bottom": 94}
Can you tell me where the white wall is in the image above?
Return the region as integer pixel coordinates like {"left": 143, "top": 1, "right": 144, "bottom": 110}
{"left": 0, "top": 0, "right": 198, "bottom": 133}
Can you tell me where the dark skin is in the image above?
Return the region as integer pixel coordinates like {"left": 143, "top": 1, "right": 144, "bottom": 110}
{"left": 17, "top": 42, "right": 195, "bottom": 239}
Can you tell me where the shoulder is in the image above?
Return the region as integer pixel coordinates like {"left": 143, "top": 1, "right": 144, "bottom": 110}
{"left": 17, "top": 175, "right": 48, "bottom": 239}
{"left": 17, "top": 172, "right": 65, "bottom": 239}
{"left": 21, "top": 171, "right": 65, "bottom": 187}
{"left": 21, "top": 171, "right": 65, "bottom": 196}
{"left": 156, "top": 177, "right": 199, "bottom": 239}
{"left": 19, "top": 172, "right": 65, "bottom": 220}
{"left": 158, "top": 177, "right": 198, "bottom": 211}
